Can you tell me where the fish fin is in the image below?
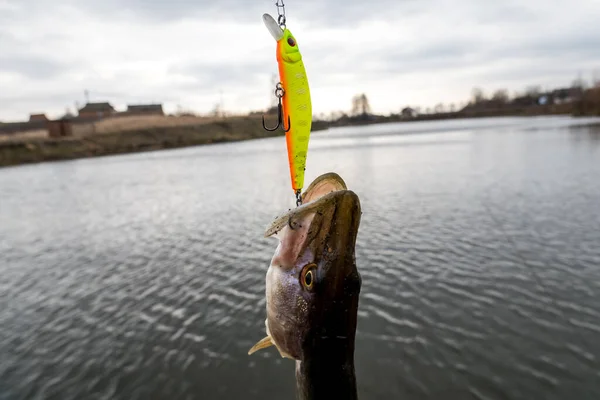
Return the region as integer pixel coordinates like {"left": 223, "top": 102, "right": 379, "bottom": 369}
{"left": 248, "top": 336, "right": 275, "bottom": 355}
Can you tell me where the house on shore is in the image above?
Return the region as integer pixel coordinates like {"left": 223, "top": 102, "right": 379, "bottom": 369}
{"left": 549, "top": 87, "right": 584, "bottom": 104}
{"left": 29, "top": 113, "right": 49, "bottom": 122}
{"left": 0, "top": 114, "right": 50, "bottom": 135}
{"left": 78, "top": 102, "right": 116, "bottom": 119}
{"left": 47, "top": 117, "right": 73, "bottom": 138}
{"left": 125, "top": 104, "right": 164, "bottom": 116}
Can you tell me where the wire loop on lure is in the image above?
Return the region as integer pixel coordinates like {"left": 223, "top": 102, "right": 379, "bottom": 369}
{"left": 275, "top": 0, "right": 286, "bottom": 28}
{"left": 274, "top": 81, "right": 284, "bottom": 98}
{"left": 295, "top": 190, "right": 302, "bottom": 207}
{"left": 262, "top": 82, "right": 291, "bottom": 132}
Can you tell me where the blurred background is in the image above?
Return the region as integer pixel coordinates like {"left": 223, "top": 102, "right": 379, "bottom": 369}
{"left": 1, "top": 0, "right": 600, "bottom": 399}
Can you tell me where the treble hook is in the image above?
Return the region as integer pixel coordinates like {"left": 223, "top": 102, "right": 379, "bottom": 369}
{"left": 262, "top": 100, "right": 291, "bottom": 132}
{"left": 262, "top": 83, "right": 291, "bottom": 132}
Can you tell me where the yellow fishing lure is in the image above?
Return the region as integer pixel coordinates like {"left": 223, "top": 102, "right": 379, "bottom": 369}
{"left": 263, "top": 13, "right": 312, "bottom": 202}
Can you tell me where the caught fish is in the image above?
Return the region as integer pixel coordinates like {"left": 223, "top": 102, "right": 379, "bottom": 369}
{"left": 263, "top": 13, "right": 312, "bottom": 198}
{"left": 249, "top": 172, "right": 362, "bottom": 399}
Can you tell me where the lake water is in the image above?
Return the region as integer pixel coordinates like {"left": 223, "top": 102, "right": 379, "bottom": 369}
{"left": 1, "top": 116, "right": 600, "bottom": 400}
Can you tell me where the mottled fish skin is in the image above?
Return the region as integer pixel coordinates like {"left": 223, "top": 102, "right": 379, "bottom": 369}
{"left": 249, "top": 172, "right": 362, "bottom": 361}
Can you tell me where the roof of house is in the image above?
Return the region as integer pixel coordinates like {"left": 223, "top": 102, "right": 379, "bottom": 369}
{"left": 29, "top": 113, "right": 48, "bottom": 121}
{"left": 78, "top": 102, "right": 115, "bottom": 113}
{"left": 126, "top": 104, "right": 163, "bottom": 111}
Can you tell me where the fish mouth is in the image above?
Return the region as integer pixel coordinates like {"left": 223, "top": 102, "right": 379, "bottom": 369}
{"left": 264, "top": 173, "right": 355, "bottom": 238}
{"left": 264, "top": 173, "right": 361, "bottom": 270}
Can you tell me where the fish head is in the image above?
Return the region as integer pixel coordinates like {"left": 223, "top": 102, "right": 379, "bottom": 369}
{"left": 249, "top": 173, "right": 362, "bottom": 360}
{"left": 262, "top": 13, "right": 302, "bottom": 63}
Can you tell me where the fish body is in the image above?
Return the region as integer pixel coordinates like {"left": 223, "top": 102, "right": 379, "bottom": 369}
{"left": 249, "top": 172, "right": 362, "bottom": 399}
{"left": 263, "top": 13, "right": 312, "bottom": 195}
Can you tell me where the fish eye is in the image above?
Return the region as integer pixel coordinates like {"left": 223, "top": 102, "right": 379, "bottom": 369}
{"left": 287, "top": 37, "right": 296, "bottom": 47}
{"left": 305, "top": 271, "right": 313, "bottom": 286}
{"left": 300, "top": 263, "right": 317, "bottom": 290}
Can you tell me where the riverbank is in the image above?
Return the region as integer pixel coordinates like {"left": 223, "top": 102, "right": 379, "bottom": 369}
{"left": 320, "top": 101, "right": 599, "bottom": 129}
{"left": 2, "top": 105, "right": 598, "bottom": 168}
{"left": 0, "top": 116, "right": 290, "bottom": 168}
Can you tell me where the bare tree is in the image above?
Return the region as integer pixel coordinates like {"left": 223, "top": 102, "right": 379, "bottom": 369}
{"left": 434, "top": 103, "right": 444, "bottom": 113}
{"left": 593, "top": 69, "right": 600, "bottom": 87}
{"left": 472, "top": 87, "right": 485, "bottom": 104}
{"left": 351, "top": 93, "right": 372, "bottom": 116}
{"left": 492, "top": 89, "right": 509, "bottom": 103}
{"left": 572, "top": 72, "right": 587, "bottom": 89}
{"left": 329, "top": 110, "right": 345, "bottom": 121}
{"left": 525, "top": 85, "right": 542, "bottom": 97}
{"left": 211, "top": 102, "right": 222, "bottom": 117}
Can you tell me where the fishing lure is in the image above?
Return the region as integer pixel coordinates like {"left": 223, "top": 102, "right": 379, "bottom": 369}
{"left": 262, "top": 12, "right": 312, "bottom": 206}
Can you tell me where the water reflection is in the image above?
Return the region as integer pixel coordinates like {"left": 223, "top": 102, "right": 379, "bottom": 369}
{"left": 568, "top": 122, "right": 600, "bottom": 147}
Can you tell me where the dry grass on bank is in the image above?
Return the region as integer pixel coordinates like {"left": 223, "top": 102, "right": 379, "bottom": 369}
{"left": 0, "top": 129, "right": 48, "bottom": 143}
{"left": 86, "top": 115, "right": 231, "bottom": 135}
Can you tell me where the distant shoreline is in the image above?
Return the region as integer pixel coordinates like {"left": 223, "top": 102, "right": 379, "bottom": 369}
{"left": 316, "top": 103, "right": 599, "bottom": 130}
{"left": 1, "top": 111, "right": 599, "bottom": 169}
{"left": 0, "top": 116, "right": 286, "bottom": 168}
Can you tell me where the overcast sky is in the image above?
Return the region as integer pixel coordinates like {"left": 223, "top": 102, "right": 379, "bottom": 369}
{"left": 1, "top": 0, "right": 599, "bottom": 121}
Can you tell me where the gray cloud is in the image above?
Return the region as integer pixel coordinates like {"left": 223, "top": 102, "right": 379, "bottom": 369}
{"left": 0, "top": 55, "right": 68, "bottom": 80}
{"left": 9, "top": 0, "right": 600, "bottom": 30}
{"left": 14, "top": 0, "right": 416, "bottom": 25}
{"left": 1, "top": 0, "right": 600, "bottom": 120}
{"left": 13, "top": 0, "right": 265, "bottom": 23}
{"left": 349, "top": 24, "right": 600, "bottom": 80}
{"left": 169, "top": 61, "right": 265, "bottom": 86}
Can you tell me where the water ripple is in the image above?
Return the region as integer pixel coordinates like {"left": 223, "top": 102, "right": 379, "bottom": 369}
{"left": 2, "top": 117, "right": 600, "bottom": 399}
